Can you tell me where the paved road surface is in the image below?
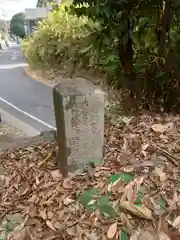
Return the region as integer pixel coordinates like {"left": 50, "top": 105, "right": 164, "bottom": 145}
{"left": 0, "top": 45, "right": 56, "bottom": 133}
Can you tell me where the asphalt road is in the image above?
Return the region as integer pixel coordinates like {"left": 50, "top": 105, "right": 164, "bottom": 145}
{"left": 0, "top": 44, "right": 56, "bottom": 133}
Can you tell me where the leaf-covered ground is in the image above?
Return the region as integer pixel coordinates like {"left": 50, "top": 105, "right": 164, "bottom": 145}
{"left": 1, "top": 114, "right": 180, "bottom": 239}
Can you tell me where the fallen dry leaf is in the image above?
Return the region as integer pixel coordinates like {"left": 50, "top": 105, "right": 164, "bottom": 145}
{"left": 153, "top": 166, "right": 168, "bottom": 182}
{"left": 8, "top": 228, "right": 28, "bottom": 240}
{"left": 173, "top": 216, "right": 180, "bottom": 229}
{"left": 1, "top": 114, "right": 180, "bottom": 240}
{"left": 141, "top": 144, "right": 149, "bottom": 152}
{"left": 85, "top": 232, "right": 100, "bottom": 240}
{"left": 107, "top": 222, "right": 117, "bottom": 239}
{"left": 130, "top": 231, "right": 139, "bottom": 240}
{"left": 138, "top": 231, "right": 154, "bottom": 240}
{"left": 39, "top": 209, "right": 47, "bottom": 220}
{"left": 108, "top": 179, "right": 125, "bottom": 193}
{"left": 66, "top": 226, "right": 77, "bottom": 237}
{"left": 120, "top": 212, "right": 134, "bottom": 234}
{"left": 50, "top": 170, "right": 62, "bottom": 181}
{"left": 46, "top": 220, "right": 56, "bottom": 231}
{"left": 151, "top": 123, "right": 173, "bottom": 134}
{"left": 122, "top": 166, "right": 134, "bottom": 172}
{"left": 53, "top": 221, "right": 65, "bottom": 230}
{"left": 47, "top": 211, "right": 54, "bottom": 219}
{"left": 38, "top": 151, "right": 53, "bottom": 167}
{"left": 158, "top": 231, "right": 171, "bottom": 240}
{"left": 120, "top": 201, "right": 153, "bottom": 220}
{"left": 63, "top": 178, "right": 73, "bottom": 189}
{"left": 63, "top": 196, "right": 75, "bottom": 205}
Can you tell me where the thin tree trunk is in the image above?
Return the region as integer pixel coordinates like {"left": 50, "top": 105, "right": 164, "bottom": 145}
{"left": 155, "top": 2, "right": 172, "bottom": 57}
{"left": 117, "top": 17, "right": 135, "bottom": 113}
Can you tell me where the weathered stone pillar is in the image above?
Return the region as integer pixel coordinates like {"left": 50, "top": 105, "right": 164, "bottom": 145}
{"left": 53, "top": 77, "right": 105, "bottom": 176}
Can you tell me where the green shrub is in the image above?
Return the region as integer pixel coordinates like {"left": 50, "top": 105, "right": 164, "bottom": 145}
{"left": 21, "top": 36, "right": 43, "bottom": 67}
{"left": 22, "top": 5, "right": 98, "bottom": 72}
{"left": 21, "top": 4, "right": 120, "bottom": 83}
{"left": 21, "top": 37, "right": 32, "bottom": 58}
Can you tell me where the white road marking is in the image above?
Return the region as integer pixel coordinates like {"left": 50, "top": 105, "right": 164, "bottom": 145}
{"left": 0, "top": 96, "right": 56, "bottom": 130}
{"left": 10, "top": 51, "right": 20, "bottom": 60}
{"left": 0, "top": 63, "right": 28, "bottom": 69}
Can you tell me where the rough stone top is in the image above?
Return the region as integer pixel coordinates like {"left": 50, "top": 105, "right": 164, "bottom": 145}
{"left": 54, "top": 77, "right": 99, "bottom": 96}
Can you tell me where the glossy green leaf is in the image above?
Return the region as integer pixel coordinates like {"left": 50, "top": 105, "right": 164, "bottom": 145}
{"left": 121, "top": 229, "right": 128, "bottom": 240}
{"left": 109, "top": 173, "right": 134, "bottom": 184}
{"left": 78, "top": 189, "right": 99, "bottom": 212}
{"left": 97, "top": 195, "right": 116, "bottom": 217}
{"left": 0, "top": 235, "right": 5, "bottom": 240}
{"left": 78, "top": 190, "right": 115, "bottom": 217}
{"left": 135, "top": 203, "right": 142, "bottom": 207}
{"left": 98, "top": 195, "right": 109, "bottom": 205}
{"left": 157, "top": 198, "right": 166, "bottom": 210}
{"left": 169, "top": 214, "right": 174, "bottom": 225}
{"left": 135, "top": 190, "right": 143, "bottom": 204}
{"left": 98, "top": 203, "right": 116, "bottom": 218}
{"left": 0, "top": 229, "right": 9, "bottom": 240}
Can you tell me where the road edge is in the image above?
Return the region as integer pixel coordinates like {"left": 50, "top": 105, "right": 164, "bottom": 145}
{"left": 0, "top": 108, "right": 40, "bottom": 137}
{"left": 24, "top": 66, "right": 53, "bottom": 88}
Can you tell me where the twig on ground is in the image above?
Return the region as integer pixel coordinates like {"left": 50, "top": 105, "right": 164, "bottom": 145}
{"left": 156, "top": 147, "right": 179, "bottom": 166}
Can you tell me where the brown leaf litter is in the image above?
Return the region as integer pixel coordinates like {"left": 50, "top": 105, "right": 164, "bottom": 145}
{"left": 1, "top": 114, "right": 180, "bottom": 239}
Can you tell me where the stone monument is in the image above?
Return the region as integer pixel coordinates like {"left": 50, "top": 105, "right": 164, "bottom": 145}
{"left": 53, "top": 77, "right": 105, "bottom": 176}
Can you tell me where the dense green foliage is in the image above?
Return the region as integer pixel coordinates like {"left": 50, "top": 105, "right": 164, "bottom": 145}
{"left": 70, "top": 0, "right": 180, "bottom": 111}
{"left": 21, "top": 5, "right": 111, "bottom": 75}
{"left": 10, "top": 12, "right": 26, "bottom": 38}
{"left": 36, "top": 0, "right": 55, "bottom": 7}
{"left": 22, "top": 0, "right": 180, "bottom": 112}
